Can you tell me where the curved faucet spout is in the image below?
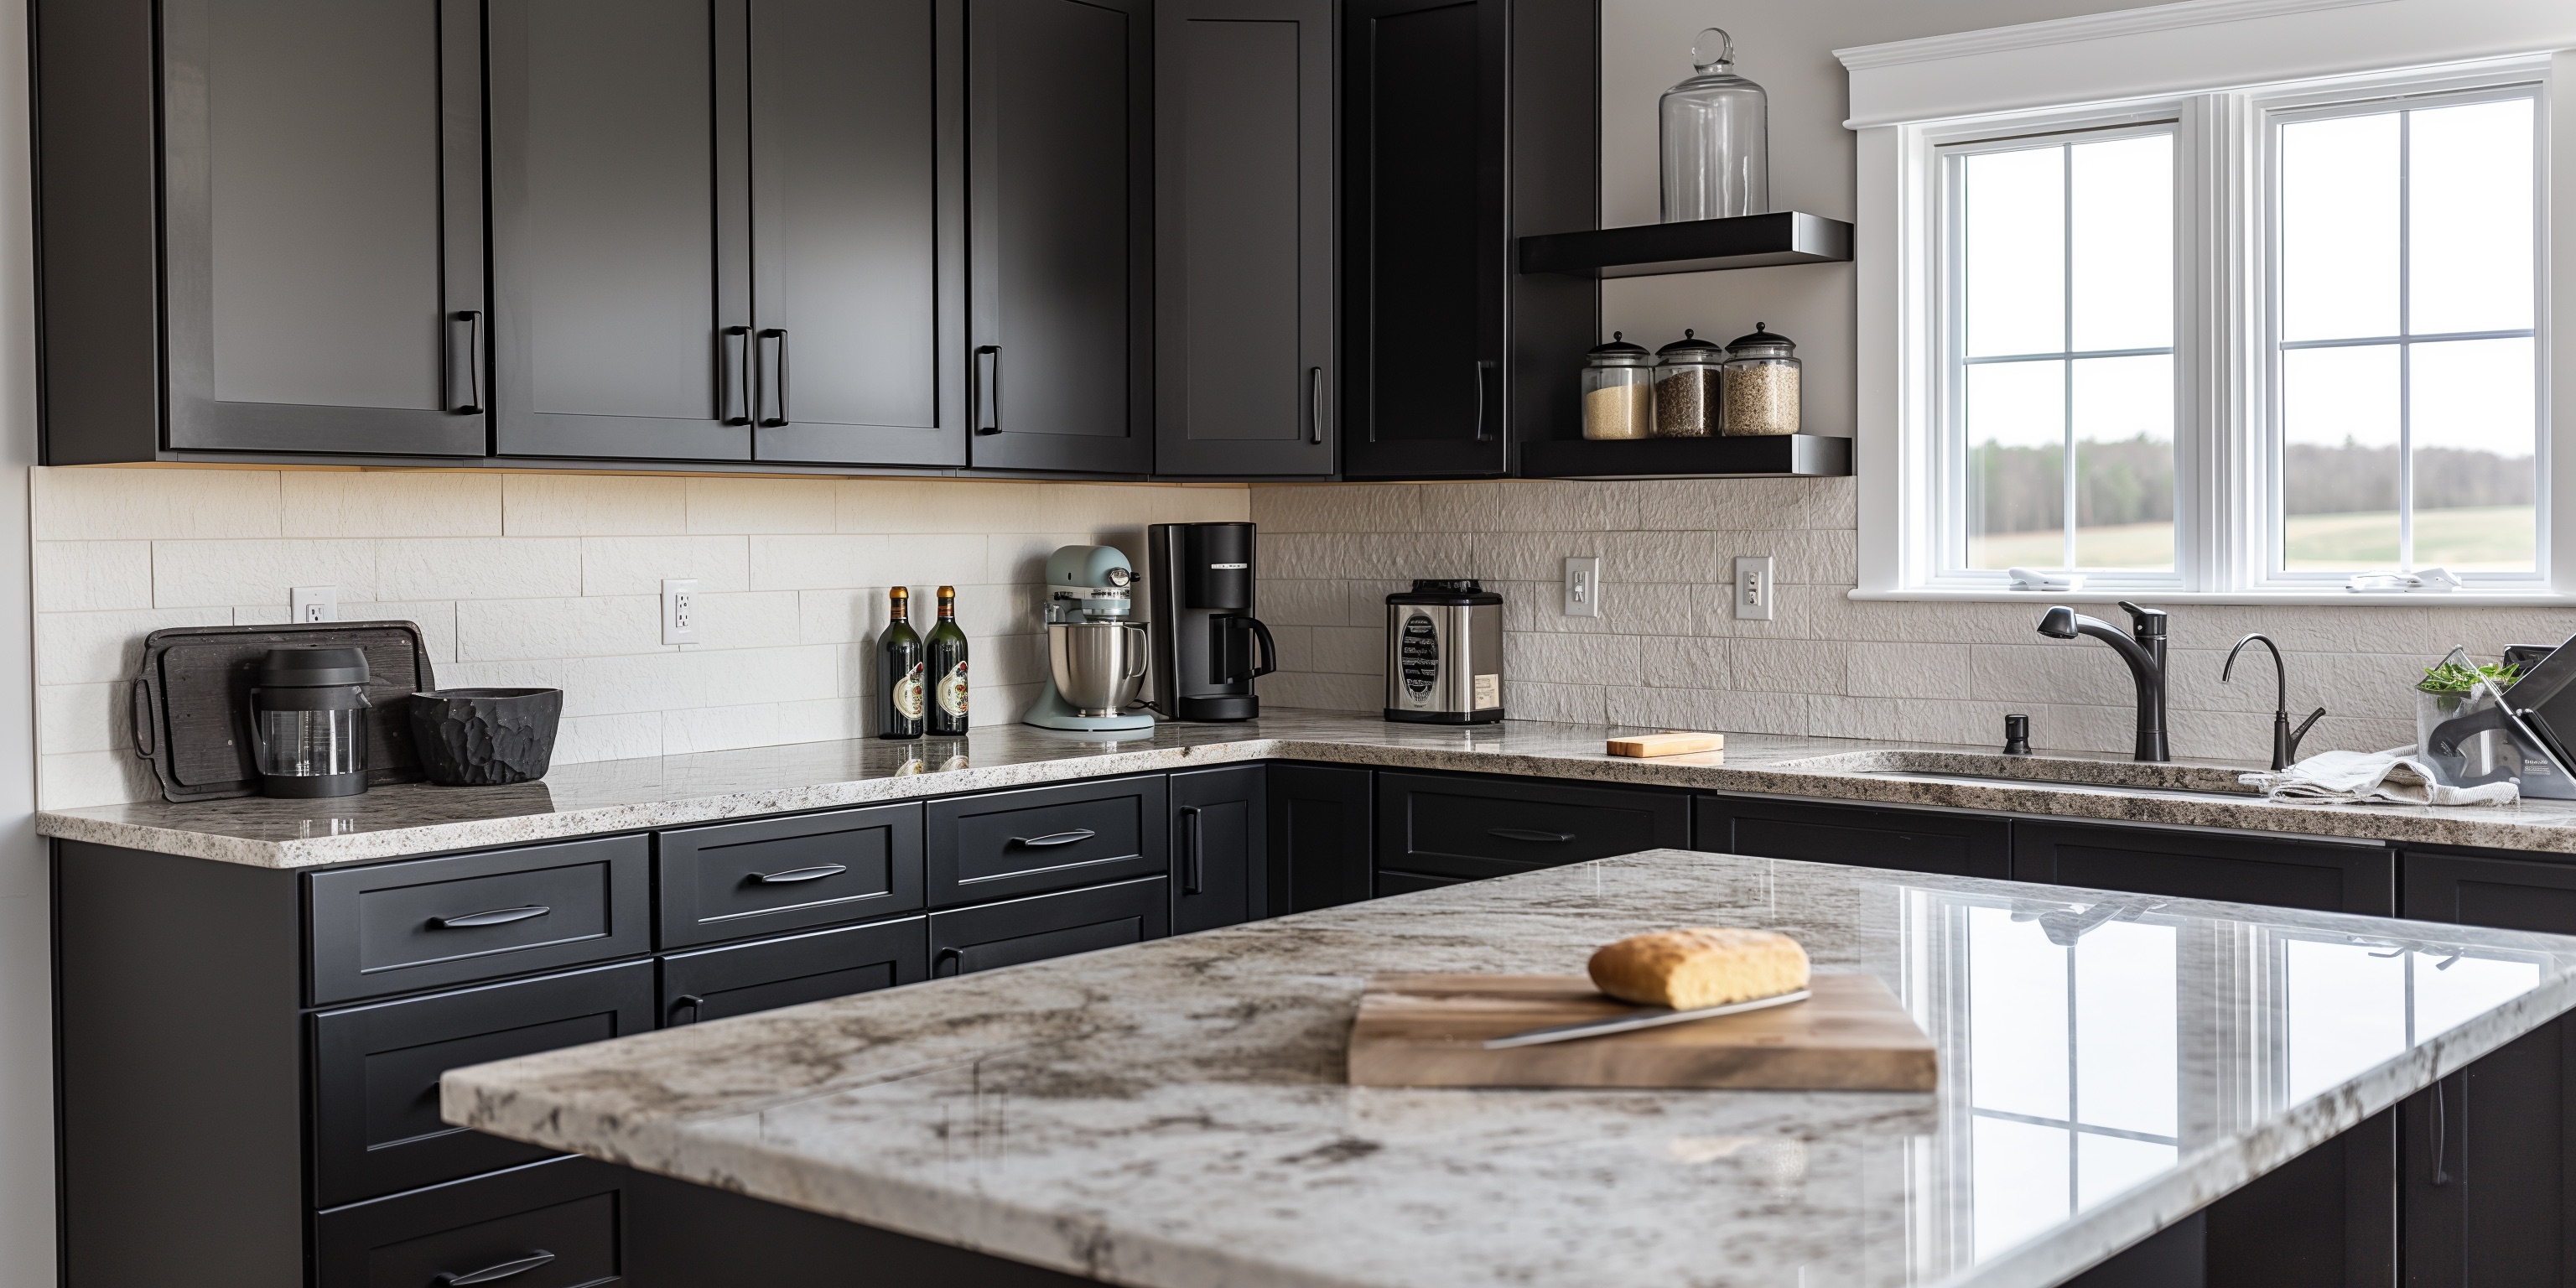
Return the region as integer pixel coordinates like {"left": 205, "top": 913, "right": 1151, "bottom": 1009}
{"left": 2037, "top": 605, "right": 2171, "bottom": 761}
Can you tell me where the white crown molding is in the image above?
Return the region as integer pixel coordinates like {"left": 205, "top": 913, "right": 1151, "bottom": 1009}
{"left": 1832, "top": 0, "right": 2391, "bottom": 73}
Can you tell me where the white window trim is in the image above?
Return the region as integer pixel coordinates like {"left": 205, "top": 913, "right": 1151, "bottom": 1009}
{"left": 1843, "top": 0, "right": 2576, "bottom": 605}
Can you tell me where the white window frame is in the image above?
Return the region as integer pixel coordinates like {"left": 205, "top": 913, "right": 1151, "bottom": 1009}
{"left": 1843, "top": 0, "right": 2576, "bottom": 605}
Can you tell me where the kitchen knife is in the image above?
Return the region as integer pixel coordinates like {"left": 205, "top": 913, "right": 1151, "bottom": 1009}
{"left": 1481, "top": 988, "right": 1812, "bottom": 1049}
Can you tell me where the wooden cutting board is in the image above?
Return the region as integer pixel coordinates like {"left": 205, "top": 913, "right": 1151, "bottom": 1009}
{"left": 1347, "top": 972, "right": 1936, "bottom": 1090}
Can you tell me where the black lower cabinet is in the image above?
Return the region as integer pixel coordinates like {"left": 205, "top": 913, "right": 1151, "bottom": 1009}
{"left": 1375, "top": 771, "right": 1689, "bottom": 888}
{"left": 1692, "top": 795, "right": 2010, "bottom": 879}
{"left": 314, "top": 1156, "right": 630, "bottom": 1288}
{"left": 2201, "top": 1109, "right": 2395, "bottom": 1288}
{"left": 1268, "top": 762, "right": 1374, "bottom": 912}
{"left": 928, "top": 875, "right": 1171, "bottom": 976}
{"left": 2012, "top": 820, "right": 2395, "bottom": 915}
{"left": 626, "top": 1170, "right": 1089, "bottom": 1286}
{"left": 926, "top": 774, "right": 1169, "bottom": 906}
{"left": 658, "top": 914, "right": 926, "bottom": 1027}
{"left": 1172, "top": 764, "right": 1266, "bottom": 932}
{"left": 1377, "top": 868, "right": 1468, "bottom": 897}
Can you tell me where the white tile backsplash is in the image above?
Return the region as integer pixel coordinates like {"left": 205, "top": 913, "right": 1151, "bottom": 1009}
{"left": 34, "top": 467, "right": 1252, "bottom": 808}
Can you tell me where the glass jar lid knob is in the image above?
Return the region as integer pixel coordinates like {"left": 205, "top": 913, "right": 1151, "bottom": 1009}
{"left": 1691, "top": 28, "right": 1733, "bottom": 71}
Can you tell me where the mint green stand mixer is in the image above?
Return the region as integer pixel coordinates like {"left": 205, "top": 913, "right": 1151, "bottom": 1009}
{"left": 1021, "top": 545, "right": 1158, "bottom": 732}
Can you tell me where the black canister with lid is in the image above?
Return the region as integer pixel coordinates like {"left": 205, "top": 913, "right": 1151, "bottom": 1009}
{"left": 248, "top": 646, "right": 372, "bottom": 798}
{"left": 1384, "top": 579, "right": 1504, "bottom": 724}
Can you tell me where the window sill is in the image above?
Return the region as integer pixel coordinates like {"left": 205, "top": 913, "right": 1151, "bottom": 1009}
{"left": 1851, "top": 587, "right": 2576, "bottom": 607}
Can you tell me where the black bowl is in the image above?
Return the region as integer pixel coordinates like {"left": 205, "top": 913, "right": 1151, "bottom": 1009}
{"left": 407, "top": 688, "right": 564, "bottom": 787}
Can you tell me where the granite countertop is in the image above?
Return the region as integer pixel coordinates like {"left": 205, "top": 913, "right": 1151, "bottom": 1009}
{"left": 40, "top": 709, "right": 2576, "bottom": 867}
{"left": 441, "top": 849, "right": 2576, "bottom": 1288}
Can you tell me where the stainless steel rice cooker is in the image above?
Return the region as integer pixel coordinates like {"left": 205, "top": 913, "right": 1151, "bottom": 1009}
{"left": 1384, "top": 580, "right": 1503, "bottom": 724}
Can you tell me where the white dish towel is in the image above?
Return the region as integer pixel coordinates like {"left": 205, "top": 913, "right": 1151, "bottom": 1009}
{"left": 2239, "top": 747, "right": 2520, "bottom": 808}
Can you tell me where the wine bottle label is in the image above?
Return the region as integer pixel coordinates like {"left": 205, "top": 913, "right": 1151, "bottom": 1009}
{"left": 893, "top": 662, "right": 926, "bottom": 719}
{"left": 937, "top": 662, "right": 969, "bottom": 717}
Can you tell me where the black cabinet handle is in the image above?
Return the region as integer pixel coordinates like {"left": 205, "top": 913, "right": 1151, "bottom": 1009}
{"left": 757, "top": 327, "right": 789, "bottom": 426}
{"left": 933, "top": 947, "right": 964, "bottom": 977}
{"left": 669, "top": 994, "right": 704, "bottom": 1026}
{"left": 439, "top": 1250, "right": 555, "bottom": 1285}
{"left": 427, "top": 905, "right": 551, "bottom": 930}
{"left": 1176, "top": 806, "right": 1204, "bottom": 894}
{"left": 1488, "top": 828, "right": 1572, "bottom": 844}
{"left": 1472, "top": 360, "right": 1497, "bottom": 441}
{"left": 2430, "top": 1075, "right": 2453, "bottom": 1187}
{"left": 447, "top": 310, "right": 482, "bottom": 414}
{"left": 719, "top": 326, "right": 750, "bottom": 425}
{"left": 1308, "top": 366, "right": 1325, "bottom": 444}
{"left": 1009, "top": 829, "right": 1094, "bottom": 848}
{"left": 974, "top": 345, "right": 1001, "bottom": 434}
{"left": 748, "top": 864, "right": 847, "bottom": 885}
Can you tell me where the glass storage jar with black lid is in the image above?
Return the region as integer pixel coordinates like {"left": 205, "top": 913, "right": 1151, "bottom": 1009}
{"left": 247, "top": 646, "right": 371, "bottom": 798}
{"left": 1580, "top": 332, "right": 1655, "bottom": 439}
{"left": 1719, "top": 322, "right": 1800, "bottom": 435}
{"left": 1652, "top": 330, "right": 1723, "bottom": 437}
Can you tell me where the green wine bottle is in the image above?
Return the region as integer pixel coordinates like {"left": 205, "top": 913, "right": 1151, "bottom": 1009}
{"left": 878, "top": 587, "right": 925, "bottom": 740}
{"left": 927, "top": 585, "right": 969, "bottom": 736}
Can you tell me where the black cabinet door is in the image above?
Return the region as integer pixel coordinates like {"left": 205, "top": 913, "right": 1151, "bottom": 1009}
{"left": 966, "top": 0, "right": 1153, "bottom": 473}
{"left": 1376, "top": 771, "right": 1690, "bottom": 884}
{"left": 1173, "top": 764, "right": 1266, "bottom": 932}
{"left": 927, "top": 875, "right": 1171, "bottom": 976}
{"left": 2011, "top": 821, "right": 2395, "bottom": 915}
{"left": 490, "top": 0, "right": 751, "bottom": 461}
{"left": 1693, "top": 795, "right": 2011, "bottom": 880}
{"left": 745, "top": 0, "right": 965, "bottom": 466}
{"left": 1268, "top": 762, "right": 1374, "bottom": 912}
{"left": 158, "top": 0, "right": 484, "bottom": 456}
{"left": 314, "top": 1156, "right": 631, "bottom": 1288}
{"left": 656, "top": 802, "right": 925, "bottom": 948}
{"left": 1155, "top": 0, "right": 1336, "bottom": 477}
{"left": 1342, "top": 0, "right": 1504, "bottom": 480}
{"left": 626, "top": 1169, "right": 1093, "bottom": 1287}
{"left": 924, "top": 775, "right": 1170, "bottom": 906}
{"left": 660, "top": 915, "right": 926, "bottom": 1026}
{"left": 307, "top": 834, "right": 653, "bottom": 1005}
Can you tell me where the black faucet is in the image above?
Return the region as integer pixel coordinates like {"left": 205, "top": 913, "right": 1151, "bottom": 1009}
{"left": 2037, "top": 602, "right": 2169, "bottom": 762}
{"left": 2222, "top": 632, "right": 2326, "bottom": 771}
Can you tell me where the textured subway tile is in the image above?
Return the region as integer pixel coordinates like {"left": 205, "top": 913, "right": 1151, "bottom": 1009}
{"left": 282, "top": 472, "right": 502, "bottom": 537}
{"left": 1503, "top": 629, "right": 1639, "bottom": 686}
{"left": 1307, "top": 625, "right": 1384, "bottom": 676}
{"left": 661, "top": 704, "right": 786, "bottom": 756}
{"left": 686, "top": 476, "right": 837, "bottom": 534}
{"left": 39, "top": 682, "right": 128, "bottom": 755}
{"left": 34, "top": 542, "right": 152, "bottom": 611}
{"left": 1606, "top": 686, "right": 1809, "bottom": 737}
{"left": 550, "top": 712, "right": 665, "bottom": 765}
{"left": 1429, "top": 479, "right": 1633, "bottom": 534}
{"left": 37, "top": 606, "right": 234, "bottom": 685}
{"left": 1844, "top": 641, "right": 1972, "bottom": 699}
{"left": 1249, "top": 483, "right": 1420, "bottom": 534}
{"left": 688, "top": 591, "right": 802, "bottom": 651}
{"left": 1259, "top": 579, "right": 1342, "bottom": 628}
{"left": 973, "top": 632, "right": 1048, "bottom": 688}
{"left": 457, "top": 596, "right": 662, "bottom": 662}
{"left": 777, "top": 696, "right": 866, "bottom": 745}
{"left": 882, "top": 532, "right": 990, "bottom": 588}
{"left": 581, "top": 534, "right": 750, "bottom": 597}
{"left": 799, "top": 589, "right": 885, "bottom": 646}
{"left": 1639, "top": 636, "right": 1729, "bottom": 689}
{"left": 361, "top": 601, "right": 460, "bottom": 664}
{"left": 1500, "top": 680, "right": 1605, "bottom": 725}
{"left": 1727, "top": 637, "right": 1850, "bottom": 694}
{"left": 378, "top": 538, "right": 581, "bottom": 600}
{"left": 502, "top": 474, "right": 688, "bottom": 536}
{"left": 34, "top": 467, "right": 279, "bottom": 540}
{"left": 1806, "top": 694, "right": 2012, "bottom": 745}
{"left": 151, "top": 538, "right": 377, "bottom": 608}
{"left": 750, "top": 533, "right": 890, "bottom": 591}
{"left": 39, "top": 750, "right": 158, "bottom": 809}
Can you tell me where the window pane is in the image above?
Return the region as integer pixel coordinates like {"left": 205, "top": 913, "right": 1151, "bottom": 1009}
{"left": 2411, "top": 336, "right": 2536, "bottom": 571}
{"left": 1966, "top": 361, "right": 2066, "bottom": 570}
{"left": 2281, "top": 345, "right": 2400, "bottom": 570}
{"left": 2071, "top": 355, "right": 2174, "bottom": 569}
{"left": 2413, "top": 952, "right": 2539, "bottom": 1042}
{"left": 2285, "top": 939, "right": 2407, "bottom": 1104}
{"left": 2077, "top": 1134, "right": 2179, "bottom": 1210}
{"left": 1964, "top": 146, "right": 2064, "bottom": 357}
{"left": 1973, "top": 1117, "right": 2071, "bottom": 1261}
{"left": 2074, "top": 921, "right": 2176, "bottom": 1139}
{"left": 2412, "top": 99, "right": 2534, "bottom": 335}
{"left": 1970, "top": 906, "right": 2070, "bottom": 1119}
{"left": 2281, "top": 113, "right": 2398, "bottom": 341}
{"left": 2070, "top": 135, "right": 2172, "bottom": 351}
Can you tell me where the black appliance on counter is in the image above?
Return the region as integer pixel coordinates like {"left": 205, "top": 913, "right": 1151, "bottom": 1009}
{"left": 1144, "top": 522, "right": 1276, "bottom": 721}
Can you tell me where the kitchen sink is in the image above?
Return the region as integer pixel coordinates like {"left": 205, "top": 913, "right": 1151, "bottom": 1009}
{"left": 1772, "top": 750, "right": 2267, "bottom": 799}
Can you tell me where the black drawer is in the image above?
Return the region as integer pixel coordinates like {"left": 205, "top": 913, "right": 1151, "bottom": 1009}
{"left": 1375, "top": 771, "right": 1690, "bottom": 881}
{"left": 660, "top": 915, "right": 926, "bottom": 1026}
{"left": 927, "top": 875, "right": 1169, "bottom": 977}
{"left": 1694, "top": 794, "right": 2012, "bottom": 879}
{"left": 2013, "top": 820, "right": 2394, "bottom": 915}
{"left": 309, "top": 835, "right": 652, "bottom": 1005}
{"left": 2404, "top": 848, "right": 2576, "bottom": 932}
{"left": 310, "top": 960, "right": 655, "bottom": 1208}
{"left": 656, "top": 803, "right": 924, "bottom": 948}
{"left": 1376, "top": 869, "right": 1469, "bottom": 897}
{"left": 925, "top": 775, "right": 1168, "bottom": 907}
{"left": 314, "top": 1156, "right": 626, "bottom": 1288}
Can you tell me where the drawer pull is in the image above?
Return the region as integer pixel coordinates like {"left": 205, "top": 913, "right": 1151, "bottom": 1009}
{"left": 933, "top": 947, "right": 964, "bottom": 977}
{"left": 1488, "top": 828, "right": 1574, "bottom": 844}
{"left": 427, "top": 905, "right": 553, "bottom": 930}
{"left": 439, "top": 1250, "right": 555, "bottom": 1285}
{"left": 1176, "top": 806, "right": 1205, "bottom": 894}
{"left": 670, "top": 993, "right": 705, "bottom": 1026}
{"left": 1009, "top": 829, "right": 1096, "bottom": 848}
{"left": 748, "top": 864, "right": 847, "bottom": 885}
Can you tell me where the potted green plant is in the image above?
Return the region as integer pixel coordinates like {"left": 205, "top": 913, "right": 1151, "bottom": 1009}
{"left": 2417, "top": 652, "right": 2520, "bottom": 761}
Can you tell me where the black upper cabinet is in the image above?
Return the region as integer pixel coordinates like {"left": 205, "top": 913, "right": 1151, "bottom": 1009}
{"left": 1155, "top": 0, "right": 1337, "bottom": 477}
{"left": 966, "top": 0, "right": 1155, "bottom": 474}
{"left": 1340, "top": 0, "right": 1596, "bottom": 480}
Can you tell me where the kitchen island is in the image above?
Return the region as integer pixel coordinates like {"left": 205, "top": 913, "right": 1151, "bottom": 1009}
{"left": 443, "top": 849, "right": 2576, "bottom": 1288}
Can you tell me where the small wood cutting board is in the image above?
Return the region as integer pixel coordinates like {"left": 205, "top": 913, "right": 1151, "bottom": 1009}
{"left": 1347, "top": 972, "right": 1936, "bottom": 1091}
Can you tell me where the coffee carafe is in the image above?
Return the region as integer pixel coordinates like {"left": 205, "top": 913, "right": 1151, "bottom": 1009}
{"left": 1144, "top": 522, "right": 1275, "bottom": 722}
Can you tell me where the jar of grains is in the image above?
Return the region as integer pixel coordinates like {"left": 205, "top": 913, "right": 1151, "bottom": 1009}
{"left": 1580, "top": 333, "right": 1655, "bottom": 439}
{"left": 1651, "top": 330, "right": 1723, "bottom": 437}
{"left": 1720, "top": 322, "right": 1800, "bottom": 434}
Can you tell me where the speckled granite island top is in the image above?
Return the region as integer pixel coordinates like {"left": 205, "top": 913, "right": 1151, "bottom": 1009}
{"left": 40, "top": 709, "right": 2576, "bottom": 867}
{"left": 442, "top": 850, "right": 2576, "bottom": 1288}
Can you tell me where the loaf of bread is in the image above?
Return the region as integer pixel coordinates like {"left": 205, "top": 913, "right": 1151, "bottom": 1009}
{"left": 1587, "top": 928, "right": 1810, "bottom": 1010}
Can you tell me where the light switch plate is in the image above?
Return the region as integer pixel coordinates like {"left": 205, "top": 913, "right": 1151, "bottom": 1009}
{"left": 1733, "top": 556, "right": 1775, "bottom": 621}
{"left": 662, "top": 579, "right": 699, "bottom": 645}
{"left": 1562, "top": 556, "right": 1602, "bottom": 618}
{"left": 290, "top": 585, "right": 336, "bottom": 624}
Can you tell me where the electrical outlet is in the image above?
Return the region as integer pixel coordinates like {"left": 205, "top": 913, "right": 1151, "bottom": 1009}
{"left": 1732, "top": 556, "right": 1775, "bottom": 621}
{"left": 1562, "top": 556, "right": 1602, "bottom": 618}
{"left": 662, "top": 579, "right": 699, "bottom": 645}
{"left": 289, "top": 585, "right": 337, "bottom": 624}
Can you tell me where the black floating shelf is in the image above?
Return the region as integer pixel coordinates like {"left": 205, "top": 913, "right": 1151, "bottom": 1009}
{"left": 1517, "top": 211, "right": 1852, "bottom": 279}
{"left": 1520, "top": 434, "right": 1852, "bottom": 480}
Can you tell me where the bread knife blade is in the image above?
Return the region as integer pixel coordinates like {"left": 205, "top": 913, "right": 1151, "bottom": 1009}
{"left": 1480, "top": 988, "right": 1813, "bottom": 1050}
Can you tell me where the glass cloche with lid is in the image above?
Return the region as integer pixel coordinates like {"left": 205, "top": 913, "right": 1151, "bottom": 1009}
{"left": 1659, "top": 28, "right": 1769, "bottom": 221}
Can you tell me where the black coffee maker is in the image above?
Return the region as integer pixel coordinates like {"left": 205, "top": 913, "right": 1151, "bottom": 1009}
{"left": 1144, "top": 522, "right": 1275, "bottom": 721}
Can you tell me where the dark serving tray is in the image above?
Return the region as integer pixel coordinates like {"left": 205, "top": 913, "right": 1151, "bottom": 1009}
{"left": 129, "top": 621, "right": 439, "bottom": 802}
